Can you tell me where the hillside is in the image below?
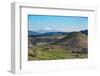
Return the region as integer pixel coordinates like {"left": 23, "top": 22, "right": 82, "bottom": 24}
{"left": 52, "top": 32, "right": 87, "bottom": 48}
{"left": 28, "top": 31, "right": 88, "bottom": 60}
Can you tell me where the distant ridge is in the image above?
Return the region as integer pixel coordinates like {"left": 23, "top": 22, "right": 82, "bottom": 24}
{"left": 41, "top": 32, "right": 68, "bottom": 36}
{"left": 28, "top": 30, "right": 88, "bottom": 37}
{"left": 28, "top": 31, "right": 41, "bottom": 36}
{"left": 80, "top": 30, "right": 88, "bottom": 35}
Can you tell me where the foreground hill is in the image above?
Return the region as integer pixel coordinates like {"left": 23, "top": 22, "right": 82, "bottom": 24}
{"left": 53, "top": 32, "right": 87, "bottom": 48}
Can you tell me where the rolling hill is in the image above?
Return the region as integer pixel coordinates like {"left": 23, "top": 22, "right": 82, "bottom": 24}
{"left": 52, "top": 32, "right": 87, "bottom": 48}
{"left": 28, "top": 31, "right": 88, "bottom": 60}
{"left": 28, "top": 31, "right": 41, "bottom": 36}
{"left": 28, "top": 30, "right": 88, "bottom": 37}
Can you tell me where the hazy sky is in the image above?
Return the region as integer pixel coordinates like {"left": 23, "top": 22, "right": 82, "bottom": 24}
{"left": 28, "top": 15, "right": 88, "bottom": 32}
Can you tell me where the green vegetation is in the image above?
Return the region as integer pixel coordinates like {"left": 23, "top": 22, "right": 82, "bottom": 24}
{"left": 28, "top": 45, "right": 87, "bottom": 60}
{"left": 28, "top": 32, "right": 88, "bottom": 61}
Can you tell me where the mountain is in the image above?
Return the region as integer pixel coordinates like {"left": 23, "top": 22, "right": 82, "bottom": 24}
{"left": 52, "top": 32, "right": 87, "bottom": 48}
{"left": 28, "top": 30, "right": 88, "bottom": 37}
{"left": 28, "top": 31, "right": 69, "bottom": 37}
{"left": 41, "top": 32, "right": 68, "bottom": 36}
{"left": 80, "top": 30, "right": 88, "bottom": 35}
{"left": 41, "top": 30, "right": 88, "bottom": 36}
{"left": 28, "top": 31, "right": 41, "bottom": 36}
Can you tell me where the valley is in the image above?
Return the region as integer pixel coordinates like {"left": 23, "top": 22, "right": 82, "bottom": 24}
{"left": 28, "top": 30, "right": 88, "bottom": 60}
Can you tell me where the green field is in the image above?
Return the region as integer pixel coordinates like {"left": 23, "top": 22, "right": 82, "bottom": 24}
{"left": 28, "top": 45, "right": 87, "bottom": 61}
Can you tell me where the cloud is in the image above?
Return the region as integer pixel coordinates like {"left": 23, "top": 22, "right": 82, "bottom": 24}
{"left": 44, "top": 27, "right": 53, "bottom": 30}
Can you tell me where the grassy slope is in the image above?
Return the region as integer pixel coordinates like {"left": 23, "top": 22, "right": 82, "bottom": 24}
{"left": 28, "top": 32, "right": 88, "bottom": 60}
{"left": 28, "top": 45, "right": 87, "bottom": 60}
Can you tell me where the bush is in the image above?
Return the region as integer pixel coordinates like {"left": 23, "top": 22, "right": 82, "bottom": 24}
{"left": 28, "top": 50, "right": 37, "bottom": 57}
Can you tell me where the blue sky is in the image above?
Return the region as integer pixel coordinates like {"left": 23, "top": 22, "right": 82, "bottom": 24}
{"left": 28, "top": 15, "right": 88, "bottom": 32}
